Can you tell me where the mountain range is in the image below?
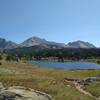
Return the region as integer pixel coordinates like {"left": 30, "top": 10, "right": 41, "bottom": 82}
{"left": 0, "top": 36, "right": 96, "bottom": 50}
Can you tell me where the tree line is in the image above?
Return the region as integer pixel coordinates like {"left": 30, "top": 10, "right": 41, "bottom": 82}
{"left": 1, "top": 48, "right": 100, "bottom": 62}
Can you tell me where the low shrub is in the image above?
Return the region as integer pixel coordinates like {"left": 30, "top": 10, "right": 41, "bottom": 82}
{"left": 0, "top": 62, "right": 2, "bottom": 65}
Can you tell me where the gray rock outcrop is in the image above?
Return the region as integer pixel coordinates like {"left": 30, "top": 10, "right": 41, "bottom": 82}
{"left": 0, "top": 83, "right": 52, "bottom": 100}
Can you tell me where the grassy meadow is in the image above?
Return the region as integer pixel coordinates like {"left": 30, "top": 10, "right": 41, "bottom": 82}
{"left": 0, "top": 61, "right": 99, "bottom": 100}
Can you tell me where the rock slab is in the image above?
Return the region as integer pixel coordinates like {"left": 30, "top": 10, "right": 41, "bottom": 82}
{"left": 0, "top": 84, "right": 52, "bottom": 100}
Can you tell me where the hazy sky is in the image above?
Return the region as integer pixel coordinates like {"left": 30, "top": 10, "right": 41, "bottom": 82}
{"left": 0, "top": 0, "right": 100, "bottom": 46}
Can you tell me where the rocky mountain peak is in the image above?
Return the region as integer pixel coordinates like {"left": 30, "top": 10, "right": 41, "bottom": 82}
{"left": 67, "top": 40, "right": 96, "bottom": 48}
{"left": 20, "top": 36, "right": 47, "bottom": 47}
{"left": 0, "top": 38, "right": 18, "bottom": 49}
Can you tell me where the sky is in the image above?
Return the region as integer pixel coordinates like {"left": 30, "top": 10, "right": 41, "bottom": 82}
{"left": 0, "top": 0, "right": 100, "bottom": 46}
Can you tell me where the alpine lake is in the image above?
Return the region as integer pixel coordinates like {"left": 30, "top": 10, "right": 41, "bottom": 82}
{"left": 30, "top": 61, "right": 100, "bottom": 70}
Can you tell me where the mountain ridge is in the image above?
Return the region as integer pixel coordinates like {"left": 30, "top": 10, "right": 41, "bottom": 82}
{"left": 67, "top": 40, "right": 96, "bottom": 48}
{"left": 0, "top": 38, "right": 18, "bottom": 49}
{"left": 20, "top": 36, "right": 67, "bottom": 48}
{"left": 0, "top": 36, "right": 97, "bottom": 49}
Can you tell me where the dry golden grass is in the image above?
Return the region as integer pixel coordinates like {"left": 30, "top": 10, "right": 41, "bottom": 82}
{"left": 0, "top": 61, "right": 99, "bottom": 100}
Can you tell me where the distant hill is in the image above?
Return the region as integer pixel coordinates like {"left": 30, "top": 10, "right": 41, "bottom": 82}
{"left": 0, "top": 37, "right": 96, "bottom": 50}
{"left": 67, "top": 40, "right": 96, "bottom": 48}
{"left": 0, "top": 38, "right": 18, "bottom": 49}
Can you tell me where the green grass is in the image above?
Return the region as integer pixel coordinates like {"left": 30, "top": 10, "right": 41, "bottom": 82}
{"left": 83, "top": 82, "right": 100, "bottom": 98}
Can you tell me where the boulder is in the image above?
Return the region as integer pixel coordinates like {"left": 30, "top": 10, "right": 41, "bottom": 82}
{"left": 0, "top": 84, "right": 52, "bottom": 100}
{"left": 77, "top": 77, "right": 100, "bottom": 84}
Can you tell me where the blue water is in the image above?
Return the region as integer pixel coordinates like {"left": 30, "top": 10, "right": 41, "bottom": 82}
{"left": 30, "top": 61, "right": 100, "bottom": 70}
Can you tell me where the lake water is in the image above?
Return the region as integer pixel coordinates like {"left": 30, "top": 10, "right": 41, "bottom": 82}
{"left": 30, "top": 61, "right": 100, "bottom": 70}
